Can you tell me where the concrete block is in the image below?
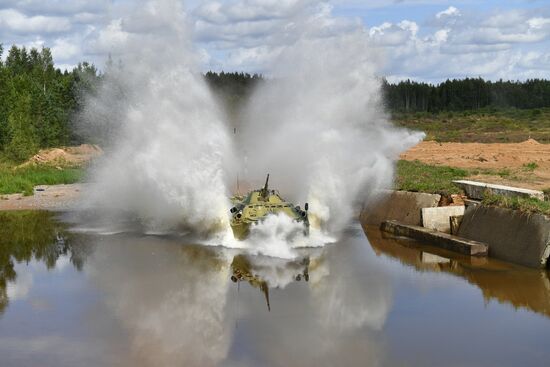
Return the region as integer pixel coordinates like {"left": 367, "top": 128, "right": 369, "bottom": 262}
{"left": 453, "top": 180, "right": 544, "bottom": 201}
{"left": 381, "top": 220, "right": 489, "bottom": 256}
{"left": 457, "top": 205, "right": 550, "bottom": 268}
{"left": 422, "top": 206, "right": 465, "bottom": 233}
{"left": 360, "top": 191, "right": 441, "bottom": 226}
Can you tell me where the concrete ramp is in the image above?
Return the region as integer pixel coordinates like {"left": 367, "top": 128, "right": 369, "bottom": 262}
{"left": 381, "top": 220, "right": 488, "bottom": 256}
{"left": 453, "top": 180, "right": 544, "bottom": 201}
{"left": 457, "top": 205, "right": 550, "bottom": 268}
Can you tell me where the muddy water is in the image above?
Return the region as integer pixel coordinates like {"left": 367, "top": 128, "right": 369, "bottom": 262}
{"left": 1, "top": 212, "right": 549, "bottom": 367}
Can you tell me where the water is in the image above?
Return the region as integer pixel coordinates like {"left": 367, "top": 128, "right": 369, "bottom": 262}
{"left": 1, "top": 211, "right": 549, "bottom": 367}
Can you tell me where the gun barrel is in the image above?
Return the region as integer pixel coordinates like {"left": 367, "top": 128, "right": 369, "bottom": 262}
{"left": 263, "top": 174, "right": 270, "bottom": 192}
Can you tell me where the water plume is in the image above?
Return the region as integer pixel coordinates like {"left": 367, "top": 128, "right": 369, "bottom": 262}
{"left": 238, "top": 31, "right": 424, "bottom": 235}
{"left": 78, "top": 0, "right": 422, "bottom": 244}
{"left": 79, "top": 0, "right": 233, "bottom": 233}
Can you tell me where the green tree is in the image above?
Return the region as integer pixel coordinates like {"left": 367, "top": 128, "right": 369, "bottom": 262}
{"left": 6, "top": 94, "right": 39, "bottom": 161}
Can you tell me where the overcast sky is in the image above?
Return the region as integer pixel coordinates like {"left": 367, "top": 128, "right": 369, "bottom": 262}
{"left": 0, "top": 0, "right": 549, "bottom": 82}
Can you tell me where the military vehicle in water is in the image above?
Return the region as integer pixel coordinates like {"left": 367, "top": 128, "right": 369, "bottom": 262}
{"left": 229, "top": 174, "right": 309, "bottom": 240}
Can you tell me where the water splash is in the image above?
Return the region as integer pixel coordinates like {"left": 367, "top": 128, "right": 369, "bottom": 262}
{"left": 238, "top": 31, "right": 424, "bottom": 235}
{"left": 78, "top": 0, "right": 233, "bottom": 233}
{"left": 78, "top": 0, "right": 422, "bottom": 247}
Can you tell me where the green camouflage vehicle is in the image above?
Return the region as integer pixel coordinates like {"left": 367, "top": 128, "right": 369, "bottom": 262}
{"left": 229, "top": 174, "right": 309, "bottom": 240}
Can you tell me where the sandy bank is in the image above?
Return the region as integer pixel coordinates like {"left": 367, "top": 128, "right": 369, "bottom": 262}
{"left": 0, "top": 184, "right": 86, "bottom": 211}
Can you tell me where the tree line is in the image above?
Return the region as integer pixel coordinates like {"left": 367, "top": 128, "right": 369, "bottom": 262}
{"left": 0, "top": 44, "right": 99, "bottom": 161}
{"left": 2, "top": 43, "right": 550, "bottom": 161}
{"left": 383, "top": 78, "right": 550, "bottom": 113}
{"left": 204, "top": 71, "right": 263, "bottom": 121}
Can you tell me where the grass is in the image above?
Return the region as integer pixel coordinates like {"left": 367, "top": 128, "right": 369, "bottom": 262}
{"left": 0, "top": 164, "right": 85, "bottom": 196}
{"left": 395, "top": 160, "right": 468, "bottom": 195}
{"left": 523, "top": 162, "right": 539, "bottom": 171}
{"left": 482, "top": 193, "right": 550, "bottom": 216}
{"left": 393, "top": 107, "right": 550, "bottom": 143}
{"left": 397, "top": 160, "right": 550, "bottom": 216}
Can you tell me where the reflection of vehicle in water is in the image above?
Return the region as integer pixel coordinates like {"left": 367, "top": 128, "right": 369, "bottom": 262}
{"left": 230, "top": 254, "right": 310, "bottom": 311}
{"left": 229, "top": 174, "right": 309, "bottom": 240}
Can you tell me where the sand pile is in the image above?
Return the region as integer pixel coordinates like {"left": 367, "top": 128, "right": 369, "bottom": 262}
{"left": 20, "top": 144, "right": 103, "bottom": 167}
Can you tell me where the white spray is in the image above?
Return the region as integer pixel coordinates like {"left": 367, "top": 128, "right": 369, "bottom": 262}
{"left": 79, "top": 0, "right": 422, "bottom": 251}
{"left": 239, "top": 31, "right": 423, "bottom": 235}
{"left": 79, "top": 0, "right": 233, "bottom": 233}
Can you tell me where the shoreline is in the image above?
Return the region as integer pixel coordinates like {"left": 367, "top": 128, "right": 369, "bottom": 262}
{"left": 0, "top": 183, "right": 86, "bottom": 211}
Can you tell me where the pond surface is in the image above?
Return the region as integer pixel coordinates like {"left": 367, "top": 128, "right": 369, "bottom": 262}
{"left": 1, "top": 211, "right": 549, "bottom": 367}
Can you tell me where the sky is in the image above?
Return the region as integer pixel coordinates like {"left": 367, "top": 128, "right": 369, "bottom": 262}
{"left": 0, "top": 0, "right": 549, "bottom": 82}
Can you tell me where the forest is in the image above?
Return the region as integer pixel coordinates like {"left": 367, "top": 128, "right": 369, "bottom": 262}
{"left": 2, "top": 44, "right": 550, "bottom": 161}
{"left": 0, "top": 44, "right": 98, "bottom": 161}
{"left": 383, "top": 78, "right": 550, "bottom": 112}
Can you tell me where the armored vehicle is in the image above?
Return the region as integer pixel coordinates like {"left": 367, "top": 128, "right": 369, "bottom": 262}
{"left": 229, "top": 174, "right": 309, "bottom": 240}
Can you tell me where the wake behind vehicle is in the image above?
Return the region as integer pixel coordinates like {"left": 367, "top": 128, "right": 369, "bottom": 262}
{"left": 229, "top": 174, "right": 310, "bottom": 240}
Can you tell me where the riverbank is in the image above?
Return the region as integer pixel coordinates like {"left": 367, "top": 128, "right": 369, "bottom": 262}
{"left": 0, "top": 184, "right": 85, "bottom": 211}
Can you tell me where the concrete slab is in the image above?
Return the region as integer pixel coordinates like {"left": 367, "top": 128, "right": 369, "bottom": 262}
{"left": 453, "top": 180, "right": 544, "bottom": 201}
{"left": 360, "top": 191, "right": 441, "bottom": 226}
{"left": 381, "top": 220, "right": 489, "bottom": 256}
{"left": 458, "top": 205, "right": 550, "bottom": 268}
{"left": 422, "top": 206, "right": 465, "bottom": 233}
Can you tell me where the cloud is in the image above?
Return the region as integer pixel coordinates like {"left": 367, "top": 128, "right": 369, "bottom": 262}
{"left": 191, "top": 1, "right": 550, "bottom": 79}
{"left": 0, "top": 0, "right": 110, "bottom": 16}
{"left": 449, "top": 11, "right": 550, "bottom": 46}
{"left": 1, "top": 0, "right": 549, "bottom": 81}
{"left": 193, "top": 0, "right": 318, "bottom": 24}
{"left": 364, "top": 4, "right": 550, "bottom": 81}
{"left": 369, "top": 21, "right": 418, "bottom": 46}
{"left": 51, "top": 38, "right": 80, "bottom": 61}
{"left": 193, "top": 1, "right": 362, "bottom": 71}
{"left": 0, "top": 8, "right": 71, "bottom": 34}
{"left": 436, "top": 6, "right": 460, "bottom": 19}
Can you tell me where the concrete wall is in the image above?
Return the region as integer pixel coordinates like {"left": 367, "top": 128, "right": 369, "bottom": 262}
{"left": 457, "top": 205, "right": 550, "bottom": 268}
{"left": 360, "top": 191, "right": 441, "bottom": 226}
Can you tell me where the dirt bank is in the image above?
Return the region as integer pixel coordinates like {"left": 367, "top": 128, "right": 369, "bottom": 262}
{"left": 401, "top": 139, "right": 550, "bottom": 190}
{"left": 0, "top": 184, "right": 85, "bottom": 211}
{"left": 19, "top": 144, "right": 103, "bottom": 167}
